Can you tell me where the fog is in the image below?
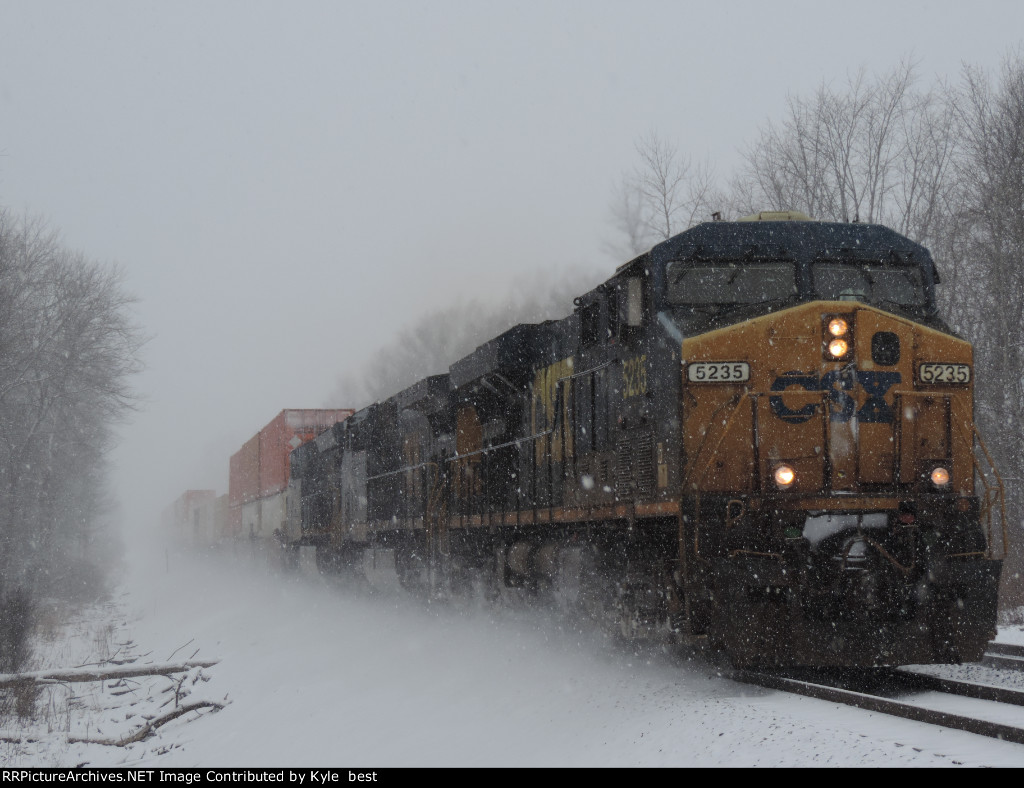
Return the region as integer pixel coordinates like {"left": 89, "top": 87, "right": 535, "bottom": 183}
{"left": 11, "top": 536, "right": 1022, "bottom": 767}
{"left": 2, "top": 0, "right": 1024, "bottom": 538}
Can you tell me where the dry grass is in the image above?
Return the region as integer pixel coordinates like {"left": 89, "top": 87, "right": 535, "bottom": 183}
{"left": 2, "top": 596, "right": 131, "bottom": 749}
{"left": 0, "top": 592, "right": 222, "bottom": 766}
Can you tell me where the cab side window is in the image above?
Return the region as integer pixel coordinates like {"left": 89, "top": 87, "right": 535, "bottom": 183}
{"left": 610, "top": 275, "right": 647, "bottom": 343}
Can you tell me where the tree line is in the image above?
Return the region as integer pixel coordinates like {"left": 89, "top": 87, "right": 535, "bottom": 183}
{"left": 0, "top": 211, "right": 145, "bottom": 674}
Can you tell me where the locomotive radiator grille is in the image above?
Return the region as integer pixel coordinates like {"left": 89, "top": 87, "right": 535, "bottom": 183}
{"left": 615, "top": 437, "right": 632, "bottom": 493}
{"left": 615, "top": 429, "right": 655, "bottom": 496}
{"left": 636, "top": 431, "right": 655, "bottom": 494}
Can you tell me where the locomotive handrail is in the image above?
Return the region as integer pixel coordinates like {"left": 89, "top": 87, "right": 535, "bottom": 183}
{"left": 894, "top": 389, "right": 1008, "bottom": 561}
{"left": 363, "top": 430, "right": 553, "bottom": 484}
{"left": 683, "top": 391, "right": 784, "bottom": 563}
{"left": 364, "top": 421, "right": 556, "bottom": 485}
{"left": 365, "top": 361, "right": 619, "bottom": 487}
{"left": 367, "top": 360, "right": 616, "bottom": 534}
{"left": 443, "top": 359, "right": 615, "bottom": 464}
{"left": 949, "top": 398, "right": 1008, "bottom": 561}
{"left": 681, "top": 390, "right": 756, "bottom": 493}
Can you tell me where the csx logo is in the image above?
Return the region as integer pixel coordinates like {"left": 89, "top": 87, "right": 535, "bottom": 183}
{"left": 770, "top": 370, "right": 901, "bottom": 424}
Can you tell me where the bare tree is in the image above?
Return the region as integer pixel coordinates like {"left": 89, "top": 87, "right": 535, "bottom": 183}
{"left": 607, "top": 173, "right": 650, "bottom": 260}
{"left": 608, "top": 131, "right": 717, "bottom": 258}
{"left": 0, "top": 209, "right": 145, "bottom": 671}
{"left": 330, "top": 266, "right": 598, "bottom": 409}
{"left": 889, "top": 79, "right": 962, "bottom": 247}
{"left": 734, "top": 59, "right": 958, "bottom": 244}
{"left": 942, "top": 54, "right": 1024, "bottom": 606}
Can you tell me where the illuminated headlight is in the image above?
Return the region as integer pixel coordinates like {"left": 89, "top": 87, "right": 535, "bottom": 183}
{"left": 828, "top": 338, "right": 849, "bottom": 358}
{"left": 828, "top": 318, "right": 849, "bottom": 337}
{"left": 773, "top": 465, "right": 796, "bottom": 489}
{"left": 930, "top": 466, "right": 951, "bottom": 488}
{"left": 823, "top": 313, "right": 854, "bottom": 361}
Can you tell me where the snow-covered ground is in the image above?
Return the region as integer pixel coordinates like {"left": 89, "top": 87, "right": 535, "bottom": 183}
{"left": 4, "top": 537, "right": 1024, "bottom": 768}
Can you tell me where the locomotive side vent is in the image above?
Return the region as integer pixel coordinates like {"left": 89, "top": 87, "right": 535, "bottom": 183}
{"left": 615, "top": 430, "right": 656, "bottom": 495}
{"left": 636, "top": 431, "right": 655, "bottom": 494}
{"left": 615, "top": 436, "right": 633, "bottom": 493}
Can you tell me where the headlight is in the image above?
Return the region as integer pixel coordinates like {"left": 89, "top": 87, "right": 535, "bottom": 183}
{"left": 828, "top": 318, "right": 848, "bottom": 337}
{"left": 773, "top": 465, "right": 796, "bottom": 489}
{"left": 828, "top": 338, "right": 849, "bottom": 358}
{"left": 930, "top": 466, "right": 951, "bottom": 487}
{"left": 823, "top": 314, "right": 854, "bottom": 361}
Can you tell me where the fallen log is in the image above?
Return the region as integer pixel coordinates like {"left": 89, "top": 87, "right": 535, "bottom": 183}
{"left": 67, "top": 700, "right": 225, "bottom": 746}
{"left": 0, "top": 660, "right": 219, "bottom": 689}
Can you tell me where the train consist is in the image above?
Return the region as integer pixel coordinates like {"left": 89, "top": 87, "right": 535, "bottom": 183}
{"left": 178, "top": 212, "right": 1009, "bottom": 668}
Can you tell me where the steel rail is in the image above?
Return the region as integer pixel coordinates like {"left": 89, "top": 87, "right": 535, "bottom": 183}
{"left": 894, "top": 668, "right": 1024, "bottom": 705}
{"left": 982, "top": 652, "right": 1024, "bottom": 671}
{"left": 986, "top": 642, "right": 1024, "bottom": 658}
{"left": 731, "top": 670, "right": 1024, "bottom": 746}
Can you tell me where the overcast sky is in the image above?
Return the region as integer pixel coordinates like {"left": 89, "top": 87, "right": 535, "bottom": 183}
{"left": 2, "top": 1, "right": 1023, "bottom": 534}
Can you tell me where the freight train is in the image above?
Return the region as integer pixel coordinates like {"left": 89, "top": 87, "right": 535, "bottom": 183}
{"left": 220, "top": 212, "right": 1008, "bottom": 668}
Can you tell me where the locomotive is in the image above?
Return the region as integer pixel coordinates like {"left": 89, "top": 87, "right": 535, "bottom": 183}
{"left": 285, "top": 211, "right": 1005, "bottom": 668}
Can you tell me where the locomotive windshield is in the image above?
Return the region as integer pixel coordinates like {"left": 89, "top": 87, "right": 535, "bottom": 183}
{"left": 665, "top": 259, "right": 927, "bottom": 311}
{"left": 811, "top": 262, "right": 925, "bottom": 307}
{"left": 665, "top": 261, "right": 796, "bottom": 305}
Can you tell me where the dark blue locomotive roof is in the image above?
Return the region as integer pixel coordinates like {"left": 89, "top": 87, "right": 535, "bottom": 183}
{"left": 393, "top": 373, "right": 450, "bottom": 414}
{"left": 646, "top": 220, "right": 937, "bottom": 277}
{"left": 591, "top": 217, "right": 948, "bottom": 327}
{"left": 449, "top": 321, "right": 559, "bottom": 390}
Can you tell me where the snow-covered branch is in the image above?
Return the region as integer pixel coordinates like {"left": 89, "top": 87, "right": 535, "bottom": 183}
{"left": 0, "top": 659, "right": 219, "bottom": 689}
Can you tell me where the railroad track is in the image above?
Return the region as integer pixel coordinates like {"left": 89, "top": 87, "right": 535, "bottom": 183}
{"left": 983, "top": 641, "right": 1024, "bottom": 671}
{"left": 731, "top": 662, "right": 1024, "bottom": 746}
